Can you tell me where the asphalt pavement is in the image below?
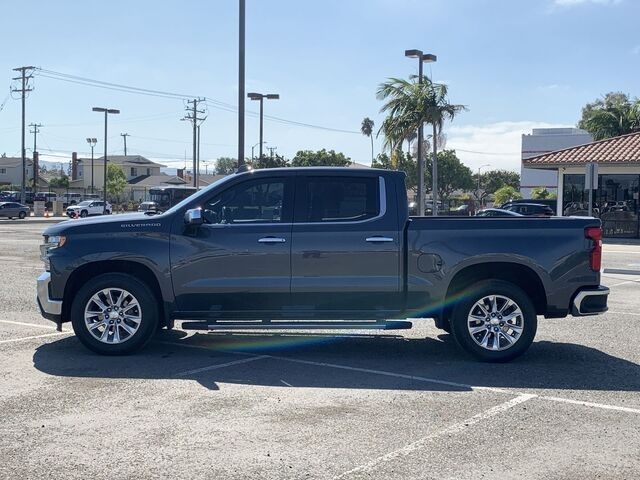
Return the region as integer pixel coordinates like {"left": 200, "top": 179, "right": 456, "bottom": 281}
{"left": 0, "top": 223, "right": 639, "bottom": 479}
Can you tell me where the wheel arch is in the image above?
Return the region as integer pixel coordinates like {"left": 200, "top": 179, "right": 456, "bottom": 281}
{"left": 444, "top": 262, "right": 547, "bottom": 318}
{"left": 63, "top": 260, "right": 169, "bottom": 327}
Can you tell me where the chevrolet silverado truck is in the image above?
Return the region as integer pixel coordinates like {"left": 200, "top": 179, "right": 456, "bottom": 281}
{"left": 37, "top": 167, "right": 609, "bottom": 362}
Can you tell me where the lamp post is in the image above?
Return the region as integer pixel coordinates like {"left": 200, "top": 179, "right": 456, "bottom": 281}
{"left": 251, "top": 141, "right": 267, "bottom": 161}
{"left": 405, "top": 49, "right": 436, "bottom": 216}
{"left": 92, "top": 107, "right": 120, "bottom": 214}
{"left": 248, "top": 92, "right": 279, "bottom": 160}
{"left": 86, "top": 138, "right": 97, "bottom": 194}
{"left": 477, "top": 164, "right": 490, "bottom": 207}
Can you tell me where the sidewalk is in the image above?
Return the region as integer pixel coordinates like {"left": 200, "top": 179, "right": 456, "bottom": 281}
{"left": 0, "top": 215, "right": 67, "bottom": 225}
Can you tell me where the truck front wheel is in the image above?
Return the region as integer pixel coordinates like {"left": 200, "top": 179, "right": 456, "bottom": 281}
{"left": 70, "top": 273, "right": 158, "bottom": 355}
{"left": 450, "top": 280, "right": 537, "bottom": 362}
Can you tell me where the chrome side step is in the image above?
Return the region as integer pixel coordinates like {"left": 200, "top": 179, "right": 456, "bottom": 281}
{"left": 180, "top": 320, "right": 412, "bottom": 331}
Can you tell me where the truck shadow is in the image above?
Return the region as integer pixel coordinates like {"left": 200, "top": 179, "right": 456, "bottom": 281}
{"left": 33, "top": 330, "right": 640, "bottom": 393}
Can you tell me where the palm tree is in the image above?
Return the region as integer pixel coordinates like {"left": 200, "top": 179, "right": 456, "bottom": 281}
{"left": 580, "top": 99, "right": 640, "bottom": 140}
{"left": 361, "top": 117, "right": 375, "bottom": 162}
{"left": 377, "top": 77, "right": 466, "bottom": 208}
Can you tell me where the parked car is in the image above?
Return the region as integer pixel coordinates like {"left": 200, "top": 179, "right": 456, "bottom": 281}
{"left": 476, "top": 208, "right": 524, "bottom": 217}
{"left": 34, "top": 192, "right": 58, "bottom": 203}
{"left": 66, "top": 200, "right": 112, "bottom": 218}
{"left": 60, "top": 192, "right": 83, "bottom": 205}
{"left": 137, "top": 201, "right": 161, "bottom": 214}
{"left": 0, "top": 202, "right": 30, "bottom": 219}
{"left": 38, "top": 168, "right": 608, "bottom": 362}
{"left": 502, "top": 203, "right": 555, "bottom": 217}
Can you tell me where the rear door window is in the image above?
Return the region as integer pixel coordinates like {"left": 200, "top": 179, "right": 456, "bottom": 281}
{"left": 295, "top": 176, "right": 380, "bottom": 223}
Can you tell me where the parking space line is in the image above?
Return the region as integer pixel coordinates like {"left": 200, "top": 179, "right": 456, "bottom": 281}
{"left": 158, "top": 340, "right": 640, "bottom": 416}
{"left": 334, "top": 394, "right": 536, "bottom": 479}
{"left": 0, "top": 331, "right": 70, "bottom": 344}
{"left": 0, "top": 319, "right": 70, "bottom": 331}
{"left": 174, "top": 355, "right": 270, "bottom": 377}
{"left": 267, "top": 355, "right": 514, "bottom": 394}
{"left": 541, "top": 396, "right": 640, "bottom": 414}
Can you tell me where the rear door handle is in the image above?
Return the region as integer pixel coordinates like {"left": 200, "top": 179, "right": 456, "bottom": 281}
{"left": 366, "top": 236, "right": 394, "bottom": 243}
{"left": 258, "top": 236, "right": 286, "bottom": 243}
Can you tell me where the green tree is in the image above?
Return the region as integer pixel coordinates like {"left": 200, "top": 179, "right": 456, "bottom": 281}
{"left": 361, "top": 117, "right": 375, "bottom": 163}
{"left": 252, "top": 154, "right": 289, "bottom": 169}
{"left": 49, "top": 176, "right": 69, "bottom": 189}
{"left": 493, "top": 185, "right": 522, "bottom": 206}
{"left": 291, "top": 149, "right": 351, "bottom": 167}
{"left": 424, "top": 149, "right": 474, "bottom": 200}
{"left": 372, "top": 151, "right": 418, "bottom": 189}
{"left": 376, "top": 77, "right": 466, "bottom": 181}
{"left": 474, "top": 169, "right": 520, "bottom": 203}
{"left": 214, "top": 157, "right": 238, "bottom": 175}
{"left": 577, "top": 92, "right": 640, "bottom": 140}
{"left": 531, "top": 186, "right": 551, "bottom": 199}
{"left": 106, "top": 164, "right": 127, "bottom": 201}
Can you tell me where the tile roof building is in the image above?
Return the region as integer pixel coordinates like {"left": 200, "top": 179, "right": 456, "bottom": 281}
{"left": 524, "top": 132, "right": 640, "bottom": 238}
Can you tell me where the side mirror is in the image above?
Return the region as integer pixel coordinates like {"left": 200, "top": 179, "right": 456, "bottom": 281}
{"left": 184, "top": 208, "right": 204, "bottom": 225}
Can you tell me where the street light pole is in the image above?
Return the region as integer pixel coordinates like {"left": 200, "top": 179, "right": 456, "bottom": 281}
{"left": 92, "top": 108, "right": 120, "bottom": 214}
{"left": 238, "top": 0, "right": 246, "bottom": 168}
{"left": 477, "top": 164, "right": 490, "bottom": 207}
{"left": 405, "top": 50, "right": 436, "bottom": 216}
{"left": 248, "top": 92, "right": 279, "bottom": 161}
{"left": 86, "top": 138, "right": 97, "bottom": 194}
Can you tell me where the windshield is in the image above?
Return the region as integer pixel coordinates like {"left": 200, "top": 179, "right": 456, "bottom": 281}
{"left": 164, "top": 175, "right": 235, "bottom": 216}
{"left": 76, "top": 201, "right": 92, "bottom": 206}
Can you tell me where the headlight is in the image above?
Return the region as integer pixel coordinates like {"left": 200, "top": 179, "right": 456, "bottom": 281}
{"left": 40, "top": 235, "right": 66, "bottom": 270}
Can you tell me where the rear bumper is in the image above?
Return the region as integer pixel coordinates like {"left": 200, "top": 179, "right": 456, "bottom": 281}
{"left": 571, "top": 286, "right": 609, "bottom": 316}
{"left": 37, "top": 272, "right": 63, "bottom": 324}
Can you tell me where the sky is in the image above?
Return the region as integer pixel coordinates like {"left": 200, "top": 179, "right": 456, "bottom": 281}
{"left": 1, "top": 0, "right": 639, "bottom": 173}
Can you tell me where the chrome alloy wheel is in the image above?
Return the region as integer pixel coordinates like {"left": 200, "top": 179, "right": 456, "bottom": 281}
{"left": 84, "top": 288, "right": 142, "bottom": 344}
{"left": 467, "top": 295, "right": 524, "bottom": 351}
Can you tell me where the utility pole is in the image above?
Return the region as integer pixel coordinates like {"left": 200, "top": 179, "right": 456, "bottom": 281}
{"left": 182, "top": 98, "right": 206, "bottom": 188}
{"left": 238, "top": 0, "right": 246, "bottom": 168}
{"left": 12, "top": 66, "right": 35, "bottom": 203}
{"left": 267, "top": 146, "right": 277, "bottom": 160}
{"left": 29, "top": 122, "right": 42, "bottom": 189}
{"left": 120, "top": 133, "right": 129, "bottom": 156}
{"left": 197, "top": 125, "right": 201, "bottom": 178}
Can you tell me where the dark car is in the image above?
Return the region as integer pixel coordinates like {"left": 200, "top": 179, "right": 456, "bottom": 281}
{"left": 502, "top": 203, "right": 555, "bottom": 217}
{"left": 38, "top": 168, "right": 608, "bottom": 362}
{"left": 0, "top": 202, "right": 30, "bottom": 219}
{"left": 137, "top": 201, "right": 161, "bottom": 214}
{"left": 475, "top": 208, "right": 523, "bottom": 217}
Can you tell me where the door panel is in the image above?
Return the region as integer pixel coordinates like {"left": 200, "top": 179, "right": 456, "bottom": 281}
{"left": 170, "top": 176, "right": 294, "bottom": 317}
{"left": 290, "top": 175, "right": 401, "bottom": 315}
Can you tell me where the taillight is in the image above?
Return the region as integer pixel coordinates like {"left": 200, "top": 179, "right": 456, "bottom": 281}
{"left": 585, "top": 227, "right": 602, "bottom": 271}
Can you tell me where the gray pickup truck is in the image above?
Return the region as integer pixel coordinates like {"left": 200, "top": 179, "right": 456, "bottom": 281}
{"left": 37, "top": 167, "right": 609, "bottom": 361}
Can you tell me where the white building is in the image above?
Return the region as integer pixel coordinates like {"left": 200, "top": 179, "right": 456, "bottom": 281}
{"left": 0, "top": 157, "right": 35, "bottom": 187}
{"left": 73, "top": 154, "right": 165, "bottom": 190}
{"left": 521, "top": 128, "right": 592, "bottom": 198}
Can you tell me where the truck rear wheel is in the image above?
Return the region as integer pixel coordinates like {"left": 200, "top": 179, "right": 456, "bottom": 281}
{"left": 70, "top": 273, "right": 158, "bottom": 355}
{"left": 450, "top": 280, "right": 537, "bottom": 362}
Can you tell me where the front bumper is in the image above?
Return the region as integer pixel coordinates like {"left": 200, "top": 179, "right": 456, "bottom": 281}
{"left": 571, "top": 286, "right": 609, "bottom": 316}
{"left": 37, "top": 272, "right": 63, "bottom": 324}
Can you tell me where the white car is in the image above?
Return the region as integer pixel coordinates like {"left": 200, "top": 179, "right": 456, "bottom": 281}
{"left": 60, "top": 192, "right": 83, "bottom": 205}
{"left": 66, "top": 200, "right": 112, "bottom": 218}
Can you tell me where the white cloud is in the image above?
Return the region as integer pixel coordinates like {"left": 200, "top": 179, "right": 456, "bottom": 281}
{"left": 553, "top": 0, "right": 622, "bottom": 6}
{"left": 446, "top": 121, "right": 573, "bottom": 172}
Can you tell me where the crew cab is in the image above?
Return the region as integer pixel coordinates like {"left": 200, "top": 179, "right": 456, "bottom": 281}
{"left": 37, "top": 168, "right": 609, "bottom": 361}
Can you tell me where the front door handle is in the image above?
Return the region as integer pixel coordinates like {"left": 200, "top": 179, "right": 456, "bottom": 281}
{"left": 366, "top": 236, "right": 394, "bottom": 243}
{"left": 258, "top": 236, "right": 286, "bottom": 243}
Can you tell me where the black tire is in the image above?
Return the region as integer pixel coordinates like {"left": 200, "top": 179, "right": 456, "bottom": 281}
{"left": 71, "top": 273, "right": 159, "bottom": 355}
{"left": 80, "top": 210, "right": 88, "bottom": 218}
{"left": 18, "top": 211, "right": 26, "bottom": 219}
{"left": 434, "top": 316, "right": 452, "bottom": 334}
{"left": 450, "top": 279, "right": 537, "bottom": 362}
